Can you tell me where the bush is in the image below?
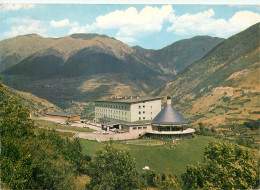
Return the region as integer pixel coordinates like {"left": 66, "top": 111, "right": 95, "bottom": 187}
{"left": 182, "top": 141, "right": 259, "bottom": 189}
{"left": 244, "top": 119, "right": 259, "bottom": 130}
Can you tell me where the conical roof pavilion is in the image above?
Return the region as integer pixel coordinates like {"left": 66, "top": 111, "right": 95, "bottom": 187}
{"left": 152, "top": 96, "right": 189, "bottom": 125}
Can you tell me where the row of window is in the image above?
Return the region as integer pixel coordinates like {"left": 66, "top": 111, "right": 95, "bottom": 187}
{"left": 96, "top": 109, "right": 127, "bottom": 115}
{"left": 96, "top": 113, "right": 128, "bottom": 121}
{"left": 133, "top": 126, "right": 147, "bottom": 130}
{"left": 138, "top": 111, "right": 153, "bottom": 115}
{"left": 96, "top": 103, "right": 128, "bottom": 110}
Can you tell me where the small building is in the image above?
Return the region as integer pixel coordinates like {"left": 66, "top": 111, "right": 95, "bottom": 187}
{"left": 100, "top": 118, "right": 151, "bottom": 132}
{"left": 95, "top": 96, "right": 162, "bottom": 123}
{"left": 146, "top": 96, "right": 195, "bottom": 139}
{"left": 46, "top": 112, "right": 81, "bottom": 121}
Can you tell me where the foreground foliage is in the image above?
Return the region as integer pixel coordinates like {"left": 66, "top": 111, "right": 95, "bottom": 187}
{"left": 0, "top": 78, "right": 89, "bottom": 189}
{"left": 87, "top": 142, "right": 182, "bottom": 190}
{"left": 182, "top": 141, "right": 259, "bottom": 189}
{"left": 87, "top": 143, "right": 140, "bottom": 190}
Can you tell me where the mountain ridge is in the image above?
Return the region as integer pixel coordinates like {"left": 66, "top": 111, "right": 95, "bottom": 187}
{"left": 1, "top": 33, "right": 224, "bottom": 108}
{"left": 153, "top": 22, "right": 260, "bottom": 127}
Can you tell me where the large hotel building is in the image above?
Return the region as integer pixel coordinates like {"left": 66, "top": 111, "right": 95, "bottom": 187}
{"left": 94, "top": 96, "right": 195, "bottom": 139}
{"left": 95, "top": 96, "right": 162, "bottom": 123}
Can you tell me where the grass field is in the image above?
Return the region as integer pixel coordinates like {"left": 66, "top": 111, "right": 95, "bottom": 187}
{"left": 34, "top": 119, "right": 94, "bottom": 133}
{"left": 79, "top": 135, "right": 216, "bottom": 177}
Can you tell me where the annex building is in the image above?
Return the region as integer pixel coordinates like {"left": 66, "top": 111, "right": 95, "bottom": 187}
{"left": 46, "top": 112, "right": 81, "bottom": 121}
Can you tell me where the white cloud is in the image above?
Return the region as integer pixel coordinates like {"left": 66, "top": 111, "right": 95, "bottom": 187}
{"left": 1, "top": 4, "right": 35, "bottom": 11}
{"left": 115, "top": 36, "right": 137, "bottom": 43}
{"left": 68, "top": 5, "right": 175, "bottom": 38}
{"left": 167, "top": 9, "right": 260, "bottom": 37}
{"left": 69, "top": 24, "right": 93, "bottom": 34}
{"left": 3, "top": 18, "right": 46, "bottom": 38}
{"left": 50, "top": 19, "right": 78, "bottom": 28}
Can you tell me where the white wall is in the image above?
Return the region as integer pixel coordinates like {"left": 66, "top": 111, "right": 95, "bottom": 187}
{"left": 130, "top": 99, "right": 161, "bottom": 122}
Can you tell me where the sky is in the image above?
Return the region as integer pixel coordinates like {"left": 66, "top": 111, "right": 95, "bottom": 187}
{"left": 0, "top": 2, "right": 260, "bottom": 49}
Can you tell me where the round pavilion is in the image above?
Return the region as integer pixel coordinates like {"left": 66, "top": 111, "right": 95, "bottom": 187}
{"left": 146, "top": 96, "right": 195, "bottom": 139}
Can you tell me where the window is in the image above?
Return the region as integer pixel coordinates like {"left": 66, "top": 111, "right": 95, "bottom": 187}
{"left": 139, "top": 106, "right": 141, "bottom": 109}
{"left": 139, "top": 117, "right": 141, "bottom": 120}
{"left": 143, "top": 105, "right": 145, "bottom": 108}
{"left": 138, "top": 127, "right": 142, "bottom": 130}
{"left": 139, "top": 111, "right": 141, "bottom": 114}
{"left": 143, "top": 111, "right": 145, "bottom": 114}
{"left": 143, "top": 127, "right": 147, "bottom": 129}
{"left": 133, "top": 127, "right": 137, "bottom": 130}
{"left": 143, "top": 117, "right": 145, "bottom": 119}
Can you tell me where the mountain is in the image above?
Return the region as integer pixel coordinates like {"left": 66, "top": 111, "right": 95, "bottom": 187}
{"left": 134, "top": 36, "right": 224, "bottom": 75}
{"left": 3, "top": 83, "right": 61, "bottom": 114}
{"left": 0, "top": 33, "right": 136, "bottom": 73}
{"left": 153, "top": 22, "right": 260, "bottom": 128}
{"left": 0, "top": 33, "right": 223, "bottom": 108}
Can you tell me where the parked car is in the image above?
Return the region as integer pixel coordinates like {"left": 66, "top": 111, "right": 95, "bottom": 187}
{"left": 102, "top": 131, "right": 109, "bottom": 135}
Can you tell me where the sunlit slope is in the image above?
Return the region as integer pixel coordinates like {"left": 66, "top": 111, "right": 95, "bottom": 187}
{"left": 153, "top": 22, "right": 260, "bottom": 127}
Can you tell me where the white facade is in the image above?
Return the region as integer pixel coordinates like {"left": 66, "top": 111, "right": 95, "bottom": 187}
{"left": 95, "top": 97, "right": 161, "bottom": 123}
{"left": 130, "top": 99, "right": 161, "bottom": 121}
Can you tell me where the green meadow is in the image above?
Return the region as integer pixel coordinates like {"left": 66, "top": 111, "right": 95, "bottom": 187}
{"left": 80, "top": 135, "right": 216, "bottom": 177}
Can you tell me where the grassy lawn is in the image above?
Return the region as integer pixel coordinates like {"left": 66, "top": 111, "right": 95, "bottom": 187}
{"left": 33, "top": 119, "right": 94, "bottom": 133}
{"left": 79, "top": 135, "right": 216, "bottom": 177}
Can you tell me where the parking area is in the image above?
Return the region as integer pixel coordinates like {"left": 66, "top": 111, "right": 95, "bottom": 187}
{"left": 37, "top": 117, "right": 150, "bottom": 141}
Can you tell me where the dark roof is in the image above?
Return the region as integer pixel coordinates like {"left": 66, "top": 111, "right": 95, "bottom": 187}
{"left": 95, "top": 96, "right": 161, "bottom": 104}
{"left": 152, "top": 104, "right": 189, "bottom": 125}
{"left": 46, "top": 112, "right": 80, "bottom": 118}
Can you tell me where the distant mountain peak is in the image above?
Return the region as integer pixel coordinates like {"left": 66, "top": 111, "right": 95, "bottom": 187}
{"left": 19, "top": 34, "right": 43, "bottom": 38}
{"left": 69, "top": 33, "right": 109, "bottom": 40}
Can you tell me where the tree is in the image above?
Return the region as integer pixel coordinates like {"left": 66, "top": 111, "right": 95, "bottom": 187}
{"left": 244, "top": 119, "right": 259, "bottom": 130}
{"left": 210, "top": 126, "right": 216, "bottom": 135}
{"left": 198, "top": 122, "right": 205, "bottom": 135}
{"left": 182, "top": 140, "right": 259, "bottom": 189}
{"left": 0, "top": 78, "right": 88, "bottom": 189}
{"left": 141, "top": 169, "right": 181, "bottom": 189}
{"left": 0, "top": 78, "right": 36, "bottom": 189}
{"left": 87, "top": 142, "right": 140, "bottom": 190}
